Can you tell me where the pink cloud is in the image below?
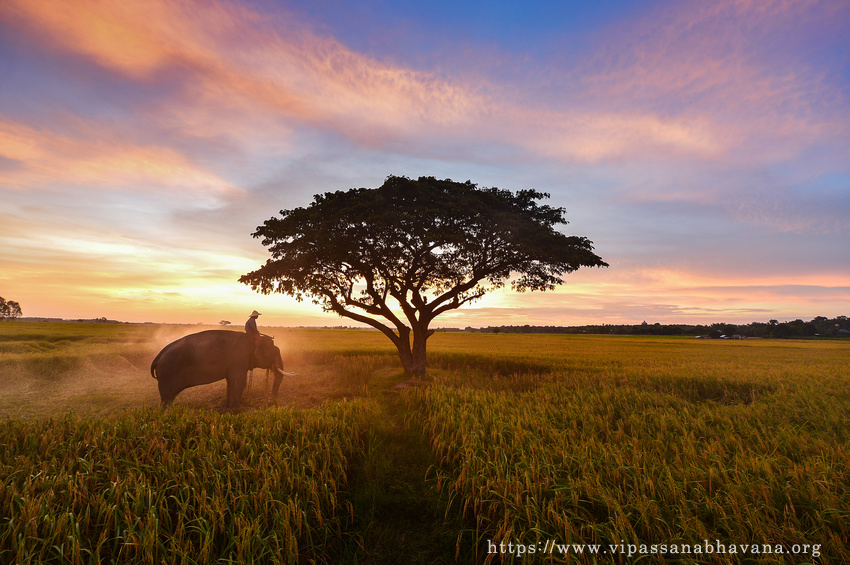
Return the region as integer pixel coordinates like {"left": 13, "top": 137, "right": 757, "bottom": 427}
{"left": 1, "top": 0, "right": 846, "bottom": 326}
{"left": 573, "top": 0, "right": 847, "bottom": 133}
{"left": 9, "top": 0, "right": 835, "bottom": 169}
{"left": 0, "top": 117, "right": 238, "bottom": 198}
{"left": 1, "top": 0, "right": 245, "bottom": 78}
{"left": 0, "top": 2, "right": 717, "bottom": 162}
{"left": 1, "top": 0, "right": 493, "bottom": 152}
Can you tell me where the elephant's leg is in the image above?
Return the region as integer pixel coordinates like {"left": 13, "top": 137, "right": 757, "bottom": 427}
{"left": 271, "top": 370, "right": 283, "bottom": 400}
{"left": 226, "top": 368, "right": 248, "bottom": 409}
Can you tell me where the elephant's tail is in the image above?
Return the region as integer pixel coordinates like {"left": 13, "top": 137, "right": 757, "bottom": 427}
{"left": 150, "top": 349, "right": 164, "bottom": 380}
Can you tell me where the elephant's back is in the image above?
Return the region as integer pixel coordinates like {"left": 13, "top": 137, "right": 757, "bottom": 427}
{"left": 155, "top": 330, "right": 248, "bottom": 374}
{"left": 169, "top": 329, "right": 248, "bottom": 350}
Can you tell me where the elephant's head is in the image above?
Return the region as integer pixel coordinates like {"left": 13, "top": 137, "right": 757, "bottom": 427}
{"left": 255, "top": 335, "right": 286, "bottom": 399}
{"left": 255, "top": 335, "right": 285, "bottom": 372}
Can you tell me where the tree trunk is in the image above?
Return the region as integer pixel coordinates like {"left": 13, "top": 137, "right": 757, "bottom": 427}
{"left": 342, "top": 313, "right": 431, "bottom": 377}
{"left": 410, "top": 328, "right": 428, "bottom": 376}
{"left": 395, "top": 324, "right": 430, "bottom": 376}
{"left": 397, "top": 344, "right": 414, "bottom": 374}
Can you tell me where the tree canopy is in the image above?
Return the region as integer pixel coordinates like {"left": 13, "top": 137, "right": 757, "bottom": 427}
{"left": 0, "top": 297, "right": 22, "bottom": 320}
{"left": 240, "top": 175, "right": 607, "bottom": 374}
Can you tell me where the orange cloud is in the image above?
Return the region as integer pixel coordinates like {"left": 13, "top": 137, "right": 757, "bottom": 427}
{"left": 2, "top": 0, "right": 844, "bottom": 327}
{"left": 4, "top": 0, "right": 719, "bottom": 165}
{"left": 2, "top": 0, "right": 491, "bottom": 152}
{"left": 461, "top": 264, "right": 849, "bottom": 325}
{"left": 0, "top": 118, "right": 237, "bottom": 198}
{"left": 9, "top": 0, "right": 806, "bottom": 166}
{"left": 1, "top": 0, "right": 233, "bottom": 78}
{"left": 516, "top": 111, "right": 724, "bottom": 163}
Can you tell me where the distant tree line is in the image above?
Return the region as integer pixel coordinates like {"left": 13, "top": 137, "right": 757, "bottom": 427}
{"left": 468, "top": 316, "right": 850, "bottom": 339}
{"left": 0, "top": 297, "right": 22, "bottom": 320}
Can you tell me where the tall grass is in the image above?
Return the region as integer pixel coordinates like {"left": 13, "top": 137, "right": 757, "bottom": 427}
{"left": 0, "top": 401, "right": 376, "bottom": 564}
{"left": 2, "top": 323, "right": 848, "bottom": 563}
{"left": 411, "top": 335, "right": 850, "bottom": 563}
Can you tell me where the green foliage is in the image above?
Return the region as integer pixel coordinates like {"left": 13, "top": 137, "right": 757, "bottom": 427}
{"left": 240, "top": 176, "right": 606, "bottom": 374}
{"left": 476, "top": 315, "right": 850, "bottom": 339}
{"left": 242, "top": 176, "right": 606, "bottom": 301}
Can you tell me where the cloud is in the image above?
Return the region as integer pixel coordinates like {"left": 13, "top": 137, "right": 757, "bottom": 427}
{"left": 2, "top": 0, "right": 235, "bottom": 78}
{"left": 1, "top": 0, "right": 761, "bottom": 166}
{"left": 1, "top": 0, "right": 847, "bottom": 325}
{"left": 452, "top": 268, "right": 850, "bottom": 326}
{"left": 576, "top": 0, "right": 848, "bottom": 140}
{"left": 2, "top": 0, "right": 487, "bottom": 140}
{"left": 0, "top": 117, "right": 238, "bottom": 205}
{"left": 8, "top": 0, "right": 841, "bottom": 190}
{"left": 514, "top": 111, "right": 724, "bottom": 163}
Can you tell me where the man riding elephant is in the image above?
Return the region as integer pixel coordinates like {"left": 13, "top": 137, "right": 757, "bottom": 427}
{"left": 245, "top": 310, "right": 262, "bottom": 360}
{"left": 151, "top": 329, "right": 286, "bottom": 408}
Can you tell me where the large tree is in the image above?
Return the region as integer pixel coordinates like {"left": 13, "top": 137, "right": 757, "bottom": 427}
{"left": 240, "top": 176, "right": 607, "bottom": 375}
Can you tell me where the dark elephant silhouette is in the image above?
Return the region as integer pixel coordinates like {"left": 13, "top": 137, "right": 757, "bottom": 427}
{"left": 150, "top": 330, "right": 286, "bottom": 408}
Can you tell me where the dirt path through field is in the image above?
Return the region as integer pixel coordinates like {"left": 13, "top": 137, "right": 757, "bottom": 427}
{"left": 335, "top": 384, "right": 476, "bottom": 564}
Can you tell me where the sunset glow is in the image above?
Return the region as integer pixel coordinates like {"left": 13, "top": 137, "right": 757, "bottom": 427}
{"left": 1, "top": 0, "right": 847, "bottom": 326}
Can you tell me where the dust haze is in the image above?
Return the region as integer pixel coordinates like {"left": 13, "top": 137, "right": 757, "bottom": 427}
{"left": 0, "top": 323, "right": 397, "bottom": 418}
{"left": 0, "top": 324, "right": 227, "bottom": 418}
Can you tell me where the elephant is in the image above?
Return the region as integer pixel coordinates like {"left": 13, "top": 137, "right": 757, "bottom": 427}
{"left": 150, "top": 330, "right": 286, "bottom": 408}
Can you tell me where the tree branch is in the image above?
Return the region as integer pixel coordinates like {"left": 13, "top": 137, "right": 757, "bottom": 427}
{"left": 324, "top": 293, "right": 404, "bottom": 346}
{"left": 362, "top": 272, "right": 410, "bottom": 334}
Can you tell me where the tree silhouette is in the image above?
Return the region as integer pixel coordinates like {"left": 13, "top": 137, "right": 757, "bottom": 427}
{"left": 240, "top": 176, "right": 607, "bottom": 375}
{"left": 0, "top": 297, "right": 22, "bottom": 320}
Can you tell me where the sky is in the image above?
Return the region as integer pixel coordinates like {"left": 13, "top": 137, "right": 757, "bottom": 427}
{"left": 1, "top": 0, "right": 848, "bottom": 327}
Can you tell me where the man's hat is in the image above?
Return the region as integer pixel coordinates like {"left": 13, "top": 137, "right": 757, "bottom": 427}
{"left": 250, "top": 310, "right": 261, "bottom": 316}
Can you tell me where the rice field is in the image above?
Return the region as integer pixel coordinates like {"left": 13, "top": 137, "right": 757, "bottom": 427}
{"left": 0, "top": 403, "right": 374, "bottom": 564}
{"left": 414, "top": 336, "right": 849, "bottom": 563}
{"left": 0, "top": 322, "right": 848, "bottom": 563}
